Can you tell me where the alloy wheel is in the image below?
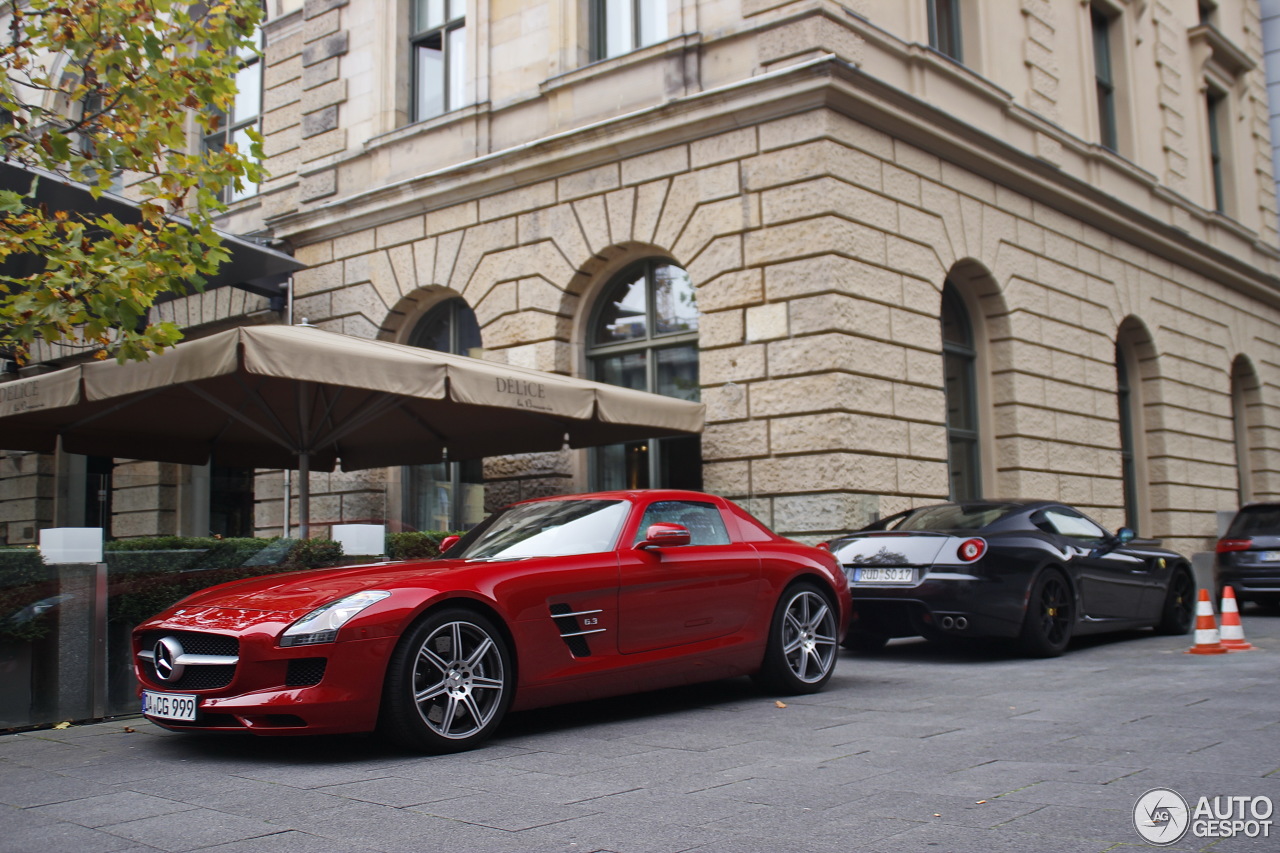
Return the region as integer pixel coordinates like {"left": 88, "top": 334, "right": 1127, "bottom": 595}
{"left": 411, "top": 619, "right": 506, "bottom": 740}
{"left": 781, "top": 590, "right": 838, "bottom": 683}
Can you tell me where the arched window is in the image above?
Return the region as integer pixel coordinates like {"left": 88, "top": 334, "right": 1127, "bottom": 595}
{"left": 1116, "top": 341, "right": 1139, "bottom": 529}
{"left": 588, "top": 259, "right": 701, "bottom": 490}
{"left": 1231, "top": 356, "right": 1261, "bottom": 504}
{"left": 941, "top": 283, "right": 980, "bottom": 501}
{"left": 405, "top": 298, "right": 485, "bottom": 531}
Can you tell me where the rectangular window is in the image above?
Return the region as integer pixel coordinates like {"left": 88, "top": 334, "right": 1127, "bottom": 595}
{"left": 927, "top": 0, "right": 963, "bottom": 62}
{"left": 1091, "top": 7, "right": 1118, "bottom": 151}
{"left": 590, "top": 0, "right": 668, "bottom": 61}
{"left": 413, "top": 0, "right": 466, "bottom": 121}
{"left": 1206, "top": 88, "right": 1227, "bottom": 213}
{"left": 203, "top": 27, "right": 263, "bottom": 203}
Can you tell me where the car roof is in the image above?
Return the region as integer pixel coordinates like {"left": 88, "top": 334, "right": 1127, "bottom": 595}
{"left": 513, "top": 489, "right": 728, "bottom": 506}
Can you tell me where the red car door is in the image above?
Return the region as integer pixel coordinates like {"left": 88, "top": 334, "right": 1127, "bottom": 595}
{"left": 616, "top": 498, "right": 762, "bottom": 655}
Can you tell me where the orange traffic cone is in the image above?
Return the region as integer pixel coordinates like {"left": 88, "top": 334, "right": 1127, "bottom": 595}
{"left": 1218, "top": 586, "right": 1255, "bottom": 651}
{"left": 1186, "top": 589, "right": 1228, "bottom": 655}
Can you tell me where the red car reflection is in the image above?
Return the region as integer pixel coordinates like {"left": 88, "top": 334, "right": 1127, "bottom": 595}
{"left": 133, "top": 490, "right": 851, "bottom": 752}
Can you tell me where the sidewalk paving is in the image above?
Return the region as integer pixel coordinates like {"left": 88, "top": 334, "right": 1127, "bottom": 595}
{"left": 2, "top": 609, "right": 1278, "bottom": 853}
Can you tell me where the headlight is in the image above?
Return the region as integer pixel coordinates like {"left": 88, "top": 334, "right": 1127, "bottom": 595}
{"left": 280, "top": 591, "right": 391, "bottom": 647}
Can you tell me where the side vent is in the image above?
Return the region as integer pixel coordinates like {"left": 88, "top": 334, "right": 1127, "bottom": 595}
{"left": 549, "top": 603, "right": 605, "bottom": 658}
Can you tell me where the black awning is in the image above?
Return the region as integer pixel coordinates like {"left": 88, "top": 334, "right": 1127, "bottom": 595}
{"left": 0, "top": 161, "right": 304, "bottom": 298}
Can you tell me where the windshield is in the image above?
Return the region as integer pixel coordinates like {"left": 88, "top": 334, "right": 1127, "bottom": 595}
{"left": 1226, "top": 504, "right": 1280, "bottom": 538}
{"left": 454, "top": 499, "right": 629, "bottom": 560}
{"left": 887, "top": 503, "right": 1016, "bottom": 532}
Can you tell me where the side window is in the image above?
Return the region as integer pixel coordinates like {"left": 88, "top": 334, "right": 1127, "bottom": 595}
{"left": 634, "top": 501, "right": 730, "bottom": 547}
{"left": 1042, "top": 509, "right": 1107, "bottom": 541}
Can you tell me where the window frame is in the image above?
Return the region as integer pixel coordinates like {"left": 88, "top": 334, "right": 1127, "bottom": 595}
{"left": 411, "top": 0, "right": 467, "bottom": 122}
{"left": 588, "top": 0, "right": 668, "bottom": 62}
{"left": 202, "top": 25, "right": 264, "bottom": 204}
{"left": 927, "top": 0, "right": 964, "bottom": 62}
{"left": 403, "top": 297, "right": 485, "bottom": 532}
{"left": 587, "top": 258, "right": 701, "bottom": 491}
{"left": 941, "top": 284, "right": 981, "bottom": 502}
{"left": 1091, "top": 5, "right": 1119, "bottom": 152}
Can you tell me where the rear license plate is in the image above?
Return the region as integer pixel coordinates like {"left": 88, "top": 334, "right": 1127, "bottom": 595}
{"left": 142, "top": 690, "right": 197, "bottom": 722}
{"left": 1259, "top": 551, "right": 1280, "bottom": 562}
{"left": 855, "top": 567, "right": 915, "bottom": 584}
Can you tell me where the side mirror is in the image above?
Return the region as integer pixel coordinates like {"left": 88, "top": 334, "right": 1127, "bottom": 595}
{"left": 637, "top": 522, "right": 691, "bottom": 550}
{"left": 437, "top": 535, "right": 461, "bottom": 556}
{"left": 1115, "top": 527, "right": 1135, "bottom": 544}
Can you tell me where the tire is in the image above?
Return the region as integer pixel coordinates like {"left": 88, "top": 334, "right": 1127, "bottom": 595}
{"left": 1018, "top": 569, "right": 1073, "bottom": 658}
{"left": 379, "top": 607, "right": 513, "bottom": 753}
{"left": 841, "top": 632, "right": 889, "bottom": 653}
{"left": 1155, "top": 569, "right": 1195, "bottom": 635}
{"left": 753, "top": 582, "right": 840, "bottom": 694}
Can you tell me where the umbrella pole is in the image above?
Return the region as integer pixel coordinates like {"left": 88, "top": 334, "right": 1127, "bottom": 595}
{"left": 298, "top": 452, "right": 310, "bottom": 539}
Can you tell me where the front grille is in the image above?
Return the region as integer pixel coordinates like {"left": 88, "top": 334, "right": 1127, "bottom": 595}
{"left": 140, "top": 631, "right": 238, "bottom": 656}
{"left": 138, "top": 630, "right": 238, "bottom": 690}
{"left": 286, "top": 658, "right": 327, "bottom": 686}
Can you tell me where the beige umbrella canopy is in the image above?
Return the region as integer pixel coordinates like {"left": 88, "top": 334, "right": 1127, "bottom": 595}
{"left": 0, "top": 324, "right": 705, "bottom": 535}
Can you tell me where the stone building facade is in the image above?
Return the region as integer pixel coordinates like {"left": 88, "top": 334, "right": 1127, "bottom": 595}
{"left": 3, "top": 0, "right": 1279, "bottom": 559}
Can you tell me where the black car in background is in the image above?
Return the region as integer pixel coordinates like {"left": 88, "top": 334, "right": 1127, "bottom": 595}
{"left": 1215, "top": 503, "right": 1280, "bottom": 609}
{"left": 829, "top": 501, "right": 1195, "bottom": 657}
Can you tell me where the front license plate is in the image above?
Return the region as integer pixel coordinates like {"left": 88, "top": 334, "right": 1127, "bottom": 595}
{"left": 142, "top": 690, "right": 197, "bottom": 722}
{"left": 1259, "top": 551, "right": 1280, "bottom": 562}
{"left": 855, "top": 567, "right": 915, "bottom": 584}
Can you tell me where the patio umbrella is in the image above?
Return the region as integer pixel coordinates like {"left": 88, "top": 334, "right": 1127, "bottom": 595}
{"left": 0, "top": 324, "right": 705, "bottom": 536}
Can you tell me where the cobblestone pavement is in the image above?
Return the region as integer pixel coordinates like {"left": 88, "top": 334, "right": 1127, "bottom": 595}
{"left": 2, "top": 609, "right": 1278, "bottom": 853}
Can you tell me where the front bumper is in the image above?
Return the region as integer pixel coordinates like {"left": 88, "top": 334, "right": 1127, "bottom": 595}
{"left": 845, "top": 570, "right": 1026, "bottom": 639}
{"left": 134, "top": 614, "right": 396, "bottom": 736}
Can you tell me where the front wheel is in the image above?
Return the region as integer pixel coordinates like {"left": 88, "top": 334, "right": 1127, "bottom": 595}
{"left": 1155, "top": 569, "right": 1195, "bottom": 635}
{"left": 1018, "top": 570, "right": 1073, "bottom": 657}
{"left": 379, "top": 608, "right": 513, "bottom": 753}
{"left": 753, "top": 583, "right": 839, "bottom": 694}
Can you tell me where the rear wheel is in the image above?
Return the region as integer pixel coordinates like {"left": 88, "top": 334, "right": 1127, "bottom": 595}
{"left": 754, "top": 583, "right": 839, "bottom": 694}
{"left": 379, "top": 608, "right": 513, "bottom": 753}
{"left": 1018, "top": 570, "right": 1073, "bottom": 657}
{"left": 1155, "top": 569, "right": 1195, "bottom": 635}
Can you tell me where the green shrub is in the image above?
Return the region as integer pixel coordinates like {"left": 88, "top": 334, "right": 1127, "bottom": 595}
{"left": 386, "top": 530, "right": 461, "bottom": 561}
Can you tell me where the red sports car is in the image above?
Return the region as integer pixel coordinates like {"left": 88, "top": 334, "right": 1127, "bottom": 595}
{"left": 133, "top": 490, "right": 851, "bottom": 752}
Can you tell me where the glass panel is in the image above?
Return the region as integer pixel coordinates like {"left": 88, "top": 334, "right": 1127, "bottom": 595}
{"left": 948, "top": 436, "right": 979, "bottom": 501}
{"left": 655, "top": 437, "right": 702, "bottom": 491}
{"left": 416, "top": 34, "right": 445, "bottom": 120}
{"left": 448, "top": 24, "right": 467, "bottom": 111}
{"left": 653, "top": 264, "right": 698, "bottom": 335}
{"left": 605, "top": 0, "right": 633, "bottom": 58}
{"left": 638, "top": 0, "right": 667, "bottom": 47}
{"left": 448, "top": 0, "right": 466, "bottom": 22}
{"left": 407, "top": 461, "right": 452, "bottom": 531}
{"left": 595, "top": 351, "right": 647, "bottom": 392}
{"left": 944, "top": 350, "right": 976, "bottom": 433}
{"left": 236, "top": 26, "right": 263, "bottom": 61}
{"left": 232, "top": 60, "right": 261, "bottom": 123}
{"left": 656, "top": 345, "right": 699, "bottom": 402}
{"left": 416, "top": 0, "right": 446, "bottom": 32}
{"left": 229, "top": 127, "right": 258, "bottom": 201}
{"left": 594, "top": 273, "right": 648, "bottom": 344}
{"left": 940, "top": 287, "right": 971, "bottom": 347}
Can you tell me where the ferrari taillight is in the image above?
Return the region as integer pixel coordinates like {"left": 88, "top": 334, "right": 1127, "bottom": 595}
{"left": 1216, "top": 538, "right": 1253, "bottom": 553}
{"left": 957, "top": 538, "right": 986, "bottom": 562}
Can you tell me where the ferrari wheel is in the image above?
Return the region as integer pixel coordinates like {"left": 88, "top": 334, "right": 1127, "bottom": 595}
{"left": 753, "top": 583, "right": 839, "bottom": 694}
{"left": 1018, "top": 569, "right": 1073, "bottom": 658}
{"left": 380, "top": 608, "right": 513, "bottom": 753}
{"left": 1155, "top": 569, "right": 1195, "bottom": 635}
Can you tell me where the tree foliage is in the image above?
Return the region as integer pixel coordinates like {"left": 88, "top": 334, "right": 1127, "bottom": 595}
{"left": 0, "top": 0, "right": 265, "bottom": 364}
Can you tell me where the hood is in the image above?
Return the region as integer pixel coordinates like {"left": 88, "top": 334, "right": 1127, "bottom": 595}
{"left": 174, "top": 559, "right": 469, "bottom": 613}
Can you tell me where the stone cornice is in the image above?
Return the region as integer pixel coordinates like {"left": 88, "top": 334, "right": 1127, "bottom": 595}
{"left": 268, "top": 57, "right": 1279, "bottom": 307}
